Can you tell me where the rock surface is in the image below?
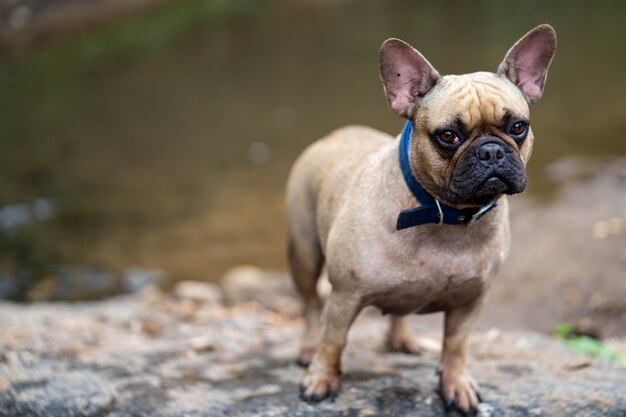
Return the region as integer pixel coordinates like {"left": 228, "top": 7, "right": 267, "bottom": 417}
{"left": 0, "top": 288, "right": 624, "bottom": 417}
{"left": 221, "top": 265, "right": 300, "bottom": 313}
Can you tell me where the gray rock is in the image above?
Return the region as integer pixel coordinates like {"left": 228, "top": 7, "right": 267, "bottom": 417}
{"left": 0, "top": 292, "right": 624, "bottom": 417}
{"left": 31, "top": 198, "right": 56, "bottom": 221}
{"left": 220, "top": 265, "right": 299, "bottom": 313}
{"left": 0, "top": 370, "right": 116, "bottom": 417}
{"left": 57, "top": 266, "right": 117, "bottom": 299}
{"left": 0, "top": 204, "right": 30, "bottom": 232}
{"left": 173, "top": 280, "right": 223, "bottom": 305}
{"left": 0, "top": 274, "right": 17, "bottom": 300}
{"left": 123, "top": 267, "right": 168, "bottom": 294}
{"left": 0, "top": 199, "right": 57, "bottom": 233}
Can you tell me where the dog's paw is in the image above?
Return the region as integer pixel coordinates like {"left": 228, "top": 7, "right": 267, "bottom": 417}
{"left": 439, "top": 370, "right": 480, "bottom": 413}
{"left": 299, "top": 370, "right": 339, "bottom": 403}
{"left": 387, "top": 333, "right": 422, "bottom": 355}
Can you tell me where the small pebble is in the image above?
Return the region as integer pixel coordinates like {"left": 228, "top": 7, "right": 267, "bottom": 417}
{"left": 188, "top": 336, "right": 214, "bottom": 352}
{"left": 477, "top": 402, "right": 495, "bottom": 417}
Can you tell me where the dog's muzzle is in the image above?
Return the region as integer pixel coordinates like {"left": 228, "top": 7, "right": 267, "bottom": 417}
{"left": 446, "top": 136, "right": 527, "bottom": 206}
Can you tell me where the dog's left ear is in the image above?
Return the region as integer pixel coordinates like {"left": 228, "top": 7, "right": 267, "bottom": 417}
{"left": 379, "top": 39, "right": 440, "bottom": 118}
{"left": 498, "top": 24, "right": 557, "bottom": 104}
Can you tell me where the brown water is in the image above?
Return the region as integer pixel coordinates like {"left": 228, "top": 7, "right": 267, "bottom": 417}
{"left": 0, "top": 0, "right": 625, "bottom": 297}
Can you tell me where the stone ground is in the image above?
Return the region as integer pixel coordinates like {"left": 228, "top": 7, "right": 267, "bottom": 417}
{"left": 0, "top": 285, "right": 625, "bottom": 417}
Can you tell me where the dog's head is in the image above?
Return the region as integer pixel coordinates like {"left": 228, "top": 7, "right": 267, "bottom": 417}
{"left": 379, "top": 25, "right": 557, "bottom": 207}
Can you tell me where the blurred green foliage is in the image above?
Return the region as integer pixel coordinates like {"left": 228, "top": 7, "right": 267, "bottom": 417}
{"left": 553, "top": 323, "right": 622, "bottom": 363}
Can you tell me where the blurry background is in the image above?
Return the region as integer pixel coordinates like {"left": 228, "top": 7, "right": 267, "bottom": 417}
{"left": 0, "top": 0, "right": 624, "bottom": 335}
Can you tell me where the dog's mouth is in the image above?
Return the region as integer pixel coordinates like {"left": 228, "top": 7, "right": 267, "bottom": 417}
{"left": 445, "top": 155, "right": 527, "bottom": 207}
{"left": 469, "top": 174, "right": 511, "bottom": 202}
{"left": 478, "top": 174, "right": 511, "bottom": 195}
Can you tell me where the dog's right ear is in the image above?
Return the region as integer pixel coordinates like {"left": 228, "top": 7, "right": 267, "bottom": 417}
{"left": 379, "top": 39, "right": 440, "bottom": 118}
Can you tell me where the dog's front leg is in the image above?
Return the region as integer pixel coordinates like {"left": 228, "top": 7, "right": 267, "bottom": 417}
{"left": 300, "top": 291, "right": 361, "bottom": 402}
{"left": 440, "top": 299, "right": 483, "bottom": 413}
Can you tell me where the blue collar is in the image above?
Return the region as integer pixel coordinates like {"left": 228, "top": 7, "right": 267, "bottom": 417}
{"left": 396, "top": 121, "right": 497, "bottom": 230}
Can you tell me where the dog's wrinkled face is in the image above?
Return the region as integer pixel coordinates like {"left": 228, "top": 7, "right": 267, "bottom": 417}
{"left": 379, "top": 25, "right": 557, "bottom": 207}
{"left": 414, "top": 73, "right": 532, "bottom": 206}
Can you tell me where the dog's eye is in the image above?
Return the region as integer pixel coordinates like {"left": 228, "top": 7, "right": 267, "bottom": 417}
{"left": 437, "top": 130, "right": 460, "bottom": 145}
{"left": 509, "top": 121, "right": 529, "bottom": 139}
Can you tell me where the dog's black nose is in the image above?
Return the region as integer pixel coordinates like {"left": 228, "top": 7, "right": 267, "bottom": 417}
{"left": 476, "top": 143, "right": 505, "bottom": 163}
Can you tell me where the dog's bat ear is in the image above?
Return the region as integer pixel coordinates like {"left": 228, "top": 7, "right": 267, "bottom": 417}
{"left": 379, "top": 39, "right": 440, "bottom": 118}
{"left": 498, "top": 24, "right": 557, "bottom": 104}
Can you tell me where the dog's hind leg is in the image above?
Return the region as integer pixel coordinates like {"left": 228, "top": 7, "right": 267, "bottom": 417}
{"left": 387, "top": 315, "right": 421, "bottom": 354}
{"left": 287, "top": 198, "right": 324, "bottom": 367}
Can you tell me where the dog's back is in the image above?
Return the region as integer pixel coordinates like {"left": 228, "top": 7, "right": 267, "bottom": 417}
{"left": 286, "top": 125, "right": 392, "bottom": 250}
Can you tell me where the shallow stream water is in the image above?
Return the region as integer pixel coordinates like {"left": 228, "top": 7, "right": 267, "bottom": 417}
{"left": 0, "top": 0, "right": 624, "bottom": 298}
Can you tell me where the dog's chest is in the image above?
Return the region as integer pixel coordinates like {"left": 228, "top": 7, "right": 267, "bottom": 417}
{"left": 357, "top": 226, "right": 504, "bottom": 315}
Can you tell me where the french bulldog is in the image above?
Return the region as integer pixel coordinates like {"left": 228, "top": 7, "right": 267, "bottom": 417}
{"left": 286, "top": 24, "right": 556, "bottom": 413}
